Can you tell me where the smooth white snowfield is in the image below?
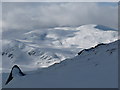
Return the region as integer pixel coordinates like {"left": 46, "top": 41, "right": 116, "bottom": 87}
{"left": 2, "top": 24, "right": 118, "bottom": 72}
{"left": 2, "top": 40, "right": 118, "bottom": 88}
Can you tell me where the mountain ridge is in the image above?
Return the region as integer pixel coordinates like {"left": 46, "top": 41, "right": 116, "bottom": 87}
{"left": 2, "top": 24, "right": 118, "bottom": 72}
{"left": 3, "top": 39, "right": 118, "bottom": 88}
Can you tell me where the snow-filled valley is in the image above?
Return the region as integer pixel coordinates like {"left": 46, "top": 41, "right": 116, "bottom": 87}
{"left": 2, "top": 39, "right": 118, "bottom": 88}
{"left": 2, "top": 24, "right": 118, "bottom": 73}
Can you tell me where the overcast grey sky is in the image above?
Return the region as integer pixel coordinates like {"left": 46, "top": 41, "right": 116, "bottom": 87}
{"left": 2, "top": 2, "right": 118, "bottom": 31}
{"left": 2, "top": 0, "right": 119, "bottom": 2}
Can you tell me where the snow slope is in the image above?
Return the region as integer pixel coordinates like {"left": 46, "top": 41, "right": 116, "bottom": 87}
{"left": 2, "top": 40, "right": 118, "bottom": 88}
{"left": 2, "top": 24, "right": 118, "bottom": 72}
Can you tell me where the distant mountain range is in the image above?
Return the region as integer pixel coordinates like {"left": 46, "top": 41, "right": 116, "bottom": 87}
{"left": 2, "top": 24, "right": 118, "bottom": 72}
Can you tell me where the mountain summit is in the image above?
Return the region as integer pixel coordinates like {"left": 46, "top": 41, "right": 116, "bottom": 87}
{"left": 5, "top": 65, "right": 25, "bottom": 85}
{"left": 2, "top": 24, "right": 118, "bottom": 72}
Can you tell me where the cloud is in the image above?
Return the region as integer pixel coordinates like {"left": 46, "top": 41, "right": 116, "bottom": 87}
{"left": 2, "top": 0, "right": 119, "bottom": 2}
{"left": 2, "top": 2, "right": 118, "bottom": 31}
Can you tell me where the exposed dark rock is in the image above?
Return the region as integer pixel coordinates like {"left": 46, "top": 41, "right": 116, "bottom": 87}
{"left": 78, "top": 43, "right": 106, "bottom": 55}
{"left": 5, "top": 65, "right": 25, "bottom": 85}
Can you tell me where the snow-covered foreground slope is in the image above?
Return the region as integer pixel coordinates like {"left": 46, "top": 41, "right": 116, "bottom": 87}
{"left": 2, "top": 40, "right": 118, "bottom": 88}
{"left": 2, "top": 24, "right": 118, "bottom": 72}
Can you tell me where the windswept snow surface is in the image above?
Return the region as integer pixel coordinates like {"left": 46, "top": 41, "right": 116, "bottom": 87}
{"left": 2, "top": 24, "right": 118, "bottom": 72}
{"left": 2, "top": 40, "right": 118, "bottom": 88}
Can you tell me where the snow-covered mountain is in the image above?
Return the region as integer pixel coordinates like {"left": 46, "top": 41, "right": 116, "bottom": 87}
{"left": 2, "top": 40, "right": 118, "bottom": 88}
{"left": 2, "top": 24, "right": 118, "bottom": 72}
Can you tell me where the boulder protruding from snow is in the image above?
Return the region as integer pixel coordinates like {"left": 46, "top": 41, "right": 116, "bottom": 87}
{"left": 5, "top": 65, "right": 25, "bottom": 85}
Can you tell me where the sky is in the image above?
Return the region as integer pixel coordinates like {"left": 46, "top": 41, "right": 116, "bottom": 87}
{"left": 2, "top": 2, "right": 118, "bottom": 32}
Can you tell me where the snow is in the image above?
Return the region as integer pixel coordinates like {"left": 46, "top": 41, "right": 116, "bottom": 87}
{"left": 11, "top": 67, "right": 22, "bottom": 77}
{"left": 2, "top": 24, "right": 118, "bottom": 72}
{"left": 2, "top": 40, "right": 118, "bottom": 88}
